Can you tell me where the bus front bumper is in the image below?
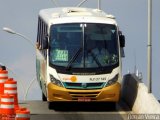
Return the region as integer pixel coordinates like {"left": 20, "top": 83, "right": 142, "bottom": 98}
{"left": 47, "top": 82, "right": 120, "bottom": 102}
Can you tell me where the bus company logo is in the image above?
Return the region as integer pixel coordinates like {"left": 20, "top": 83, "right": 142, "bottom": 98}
{"left": 81, "top": 83, "right": 87, "bottom": 88}
{"left": 63, "top": 76, "right": 77, "bottom": 82}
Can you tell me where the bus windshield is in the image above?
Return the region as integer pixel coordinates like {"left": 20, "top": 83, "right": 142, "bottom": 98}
{"left": 49, "top": 23, "right": 119, "bottom": 69}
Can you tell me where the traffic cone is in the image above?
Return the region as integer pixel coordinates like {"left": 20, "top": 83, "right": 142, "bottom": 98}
{"left": 4, "top": 78, "right": 19, "bottom": 110}
{"left": 0, "top": 94, "right": 15, "bottom": 119}
{"left": 0, "top": 68, "right": 8, "bottom": 95}
{"left": 15, "top": 107, "right": 30, "bottom": 120}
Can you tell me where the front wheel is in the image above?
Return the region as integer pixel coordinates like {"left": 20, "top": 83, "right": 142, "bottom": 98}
{"left": 42, "top": 92, "right": 47, "bottom": 101}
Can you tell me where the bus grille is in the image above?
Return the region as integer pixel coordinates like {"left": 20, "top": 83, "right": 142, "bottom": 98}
{"left": 69, "top": 91, "right": 100, "bottom": 100}
{"left": 63, "top": 82, "right": 105, "bottom": 89}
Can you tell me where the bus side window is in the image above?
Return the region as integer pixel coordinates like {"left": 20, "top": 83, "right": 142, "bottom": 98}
{"left": 37, "top": 17, "right": 48, "bottom": 59}
{"left": 36, "top": 17, "right": 41, "bottom": 49}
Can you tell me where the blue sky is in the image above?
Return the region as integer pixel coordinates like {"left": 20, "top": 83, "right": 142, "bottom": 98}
{"left": 0, "top": 0, "right": 159, "bottom": 100}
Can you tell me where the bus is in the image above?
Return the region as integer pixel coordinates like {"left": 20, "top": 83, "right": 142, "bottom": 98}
{"left": 36, "top": 7, "right": 125, "bottom": 108}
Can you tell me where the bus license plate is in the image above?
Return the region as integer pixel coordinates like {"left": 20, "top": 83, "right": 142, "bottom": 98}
{"left": 78, "top": 98, "right": 91, "bottom": 102}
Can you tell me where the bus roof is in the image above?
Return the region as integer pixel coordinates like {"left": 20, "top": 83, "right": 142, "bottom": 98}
{"left": 39, "top": 7, "right": 117, "bottom": 25}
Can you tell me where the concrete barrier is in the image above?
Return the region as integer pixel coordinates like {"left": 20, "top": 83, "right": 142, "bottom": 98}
{"left": 122, "top": 74, "right": 160, "bottom": 114}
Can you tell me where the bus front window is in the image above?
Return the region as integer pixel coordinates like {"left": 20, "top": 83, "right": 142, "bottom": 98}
{"left": 49, "top": 23, "right": 119, "bottom": 69}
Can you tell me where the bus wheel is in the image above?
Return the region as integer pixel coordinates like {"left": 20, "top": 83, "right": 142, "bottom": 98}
{"left": 42, "top": 92, "right": 47, "bottom": 101}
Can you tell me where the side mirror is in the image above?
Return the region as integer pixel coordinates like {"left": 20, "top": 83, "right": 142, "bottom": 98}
{"left": 120, "top": 48, "right": 125, "bottom": 58}
{"left": 119, "top": 35, "right": 125, "bottom": 48}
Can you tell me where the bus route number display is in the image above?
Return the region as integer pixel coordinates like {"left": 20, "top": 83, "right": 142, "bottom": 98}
{"left": 53, "top": 49, "right": 68, "bottom": 61}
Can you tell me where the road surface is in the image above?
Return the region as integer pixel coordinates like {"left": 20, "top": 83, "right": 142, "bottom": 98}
{"left": 19, "top": 100, "right": 133, "bottom": 120}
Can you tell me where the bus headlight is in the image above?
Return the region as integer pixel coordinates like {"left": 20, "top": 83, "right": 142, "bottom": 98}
{"left": 50, "top": 74, "right": 63, "bottom": 87}
{"left": 105, "top": 74, "right": 118, "bottom": 87}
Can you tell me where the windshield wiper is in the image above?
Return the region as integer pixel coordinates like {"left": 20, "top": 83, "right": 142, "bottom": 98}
{"left": 88, "top": 49, "right": 102, "bottom": 68}
{"left": 66, "top": 48, "right": 82, "bottom": 70}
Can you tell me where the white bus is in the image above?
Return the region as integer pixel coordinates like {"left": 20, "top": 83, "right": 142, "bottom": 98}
{"left": 36, "top": 7, "right": 125, "bottom": 108}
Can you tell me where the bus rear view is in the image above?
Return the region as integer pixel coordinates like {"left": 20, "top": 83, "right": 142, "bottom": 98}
{"left": 36, "top": 7, "right": 125, "bottom": 108}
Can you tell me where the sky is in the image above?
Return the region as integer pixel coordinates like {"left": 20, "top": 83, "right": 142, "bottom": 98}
{"left": 0, "top": 0, "right": 160, "bottom": 100}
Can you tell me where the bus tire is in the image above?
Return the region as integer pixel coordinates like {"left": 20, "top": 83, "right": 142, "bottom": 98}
{"left": 42, "top": 92, "right": 47, "bottom": 101}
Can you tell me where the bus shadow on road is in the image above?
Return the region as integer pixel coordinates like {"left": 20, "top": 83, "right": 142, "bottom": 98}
{"left": 49, "top": 102, "right": 128, "bottom": 112}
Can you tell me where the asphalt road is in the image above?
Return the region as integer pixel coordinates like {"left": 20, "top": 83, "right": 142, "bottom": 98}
{"left": 20, "top": 100, "right": 133, "bottom": 120}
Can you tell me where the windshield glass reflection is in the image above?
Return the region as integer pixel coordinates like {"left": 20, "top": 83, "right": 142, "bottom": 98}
{"left": 49, "top": 23, "right": 118, "bottom": 69}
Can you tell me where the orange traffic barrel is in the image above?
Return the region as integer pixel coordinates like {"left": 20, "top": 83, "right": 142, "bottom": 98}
{"left": 4, "top": 78, "right": 19, "bottom": 110}
{"left": 0, "top": 65, "right": 6, "bottom": 70}
{"left": 0, "top": 94, "right": 15, "bottom": 119}
{"left": 0, "top": 68, "right": 8, "bottom": 95}
{"left": 15, "top": 107, "right": 30, "bottom": 120}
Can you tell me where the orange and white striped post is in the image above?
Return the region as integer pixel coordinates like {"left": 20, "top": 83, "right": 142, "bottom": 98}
{"left": 0, "top": 94, "right": 15, "bottom": 119}
{"left": 0, "top": 68, "right": 8, "bottom": 95}
{"left": 4, "top": 78, "right": 19, "bottom": 110}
